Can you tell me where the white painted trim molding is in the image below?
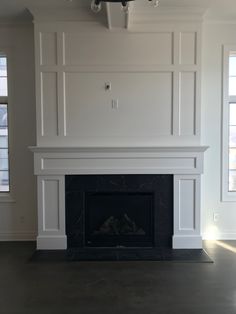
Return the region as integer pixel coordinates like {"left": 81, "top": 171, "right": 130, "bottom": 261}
{"left": 30, "top": 146, "right": 208, "bottom": 176}
{"left": 222, "top": 45, "right": 236, "bottom": 201}
{"left": 0, "top": 195, "right": 15, "bottom": 203}
{"left": 173, "top": 235, "right": 202, "bottom": 249}
{"left": 37, "top": 235, "right": 67, "bottom": 250}
{"left": 30, "top": 146, "right": 208, "bottom": 153}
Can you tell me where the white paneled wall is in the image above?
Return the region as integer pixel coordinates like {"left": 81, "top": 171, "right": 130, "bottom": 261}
{"left": 34, "top": 23, "right": 201, "bottom": 147}
{"left": 32, "top": 20, "right": 205, "bottom": 249}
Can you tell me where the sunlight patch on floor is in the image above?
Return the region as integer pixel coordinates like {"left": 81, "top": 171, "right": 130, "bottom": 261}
{"left": 214, "top": 240, "right": 236, "bottom": 253}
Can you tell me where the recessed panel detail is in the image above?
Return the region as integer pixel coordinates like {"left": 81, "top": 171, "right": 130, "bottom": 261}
{"left": 64, "top": 33, "right": 173, "bottom": 66}
{"left": 179, "top": 32, "right": 196, "bottom": 65}
{"left": 64, "top": 72, "right": 173, "bottom": 138}
{"left": 41, "top": 72, "right": 58, "bottom": 136}
{"left": 179, "top": 179, "right": 195, "bottom": 231}
{"left": 179, "top": 72, "right": 196, "bottom": 136}
{"left": 40, "top": 32, "right": 57, "bottom": 66}
{"left": 42, "top": 179, "right": 60, "bottom": 231}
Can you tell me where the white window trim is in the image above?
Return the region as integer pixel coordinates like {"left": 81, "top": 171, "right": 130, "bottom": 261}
{"left": 222, "top": 45, "right": 236, "bottom": 201}
{"left": 0, "top": 49, "right": 15, "bottom": 203}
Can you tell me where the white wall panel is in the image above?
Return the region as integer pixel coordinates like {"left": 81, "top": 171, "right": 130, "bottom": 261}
{"left": 179, "top": 32, "right": 196, "bottom": 65}
{"left": 42, "top": 179, "right": 60, "bottom": 231}
{"left": 179, "top": 72, "right": 196, "bottom": 136}
{"left": 41, "top": 72, "right": 58, "bottom": 136}
{"left": 63, "top": 33, "right": 173, "bottom": 66}
{"left": 64, "top": 72, "right": 173, "bottom": 137}
{"left": 37, "top": 176, "right": 66, "bottom": 249}
{"left": 40, "top": 32, "right": 57, "bottom": 66}
{"left": 41, "top": 156, "right": 196, "bottom": 174}
{"left": 173, "top": 175, "right": 201, "bottom": 248}
{"left": 179, "top": 179, "right": 195, "bottom": 230}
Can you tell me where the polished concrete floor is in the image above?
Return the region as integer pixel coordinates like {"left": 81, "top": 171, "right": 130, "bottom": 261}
{"left": 0, "top": 241, "right": 236, "bottom": 314}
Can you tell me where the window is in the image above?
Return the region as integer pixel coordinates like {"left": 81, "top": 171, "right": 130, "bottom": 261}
{"left": 0, "top": 56, "right": 9, "bottom": 192}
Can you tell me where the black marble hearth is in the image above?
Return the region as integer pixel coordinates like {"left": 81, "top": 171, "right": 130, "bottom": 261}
{"left": 30, "top": 248, "right": 213, "bottom": 262}
{"left": 65, "top": 175, "right": 173, "bottom": 255}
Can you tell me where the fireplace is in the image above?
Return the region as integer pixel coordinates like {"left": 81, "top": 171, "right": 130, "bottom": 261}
{"left": 66, "top": 174, "right": 173, "bottom": 249}
{"left": 31, "top": 146, "right": 207, "bottom": 250}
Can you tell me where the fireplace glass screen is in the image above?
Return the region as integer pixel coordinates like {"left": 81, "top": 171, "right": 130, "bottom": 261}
{"left": 85, "top": 192, "right": 154, "bottom": 247}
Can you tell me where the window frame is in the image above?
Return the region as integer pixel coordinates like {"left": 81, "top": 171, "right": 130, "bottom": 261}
{"left": 0, "top": 50, "right": 14, "bottom": 202}
{"left": 222, "top": 45, "right": 236, "bottom": 201}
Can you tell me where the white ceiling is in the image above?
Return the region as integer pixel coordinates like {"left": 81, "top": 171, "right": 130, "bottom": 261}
{"left": 0, "top": 0, "right": 236, "bottom": 22}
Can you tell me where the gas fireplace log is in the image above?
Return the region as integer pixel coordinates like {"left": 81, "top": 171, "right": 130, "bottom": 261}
{"left": 94, "top": 213, "right": 145, "bottom": 235}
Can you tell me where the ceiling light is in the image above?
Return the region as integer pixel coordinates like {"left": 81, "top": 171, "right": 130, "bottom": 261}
{"left": 91, "top": 0, "right": 159, "bottom": 13}
{"left": 91, "top": 0, "right": 102, "bottom": 13}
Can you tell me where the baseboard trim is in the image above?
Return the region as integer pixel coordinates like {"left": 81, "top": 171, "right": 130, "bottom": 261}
{"left": 202, "top": 233, "right": 236, "bottom": 240}
{"left": 0, "top": 232, "right": 36, "bottom": 241}
{"left": 173, "top": 235, "right": 203, "bottom": 249}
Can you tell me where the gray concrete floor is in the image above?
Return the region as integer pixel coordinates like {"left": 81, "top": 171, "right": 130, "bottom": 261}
{"left": 0, "top": 241, "right": 236, "bottom": 314}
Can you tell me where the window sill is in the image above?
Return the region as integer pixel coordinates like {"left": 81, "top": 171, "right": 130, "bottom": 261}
{"left": 222, "top": 190, "right": 236, "bottom": 202}
{"left": 0, "top": 194, "right": 15, "bottom": 203}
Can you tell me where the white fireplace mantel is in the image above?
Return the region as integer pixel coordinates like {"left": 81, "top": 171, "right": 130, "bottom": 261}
{"left": 30, "top": 146, "right": 207, "bottom": 175}
{"left": 30, "top": 146, "right": 208, "bottom": 250}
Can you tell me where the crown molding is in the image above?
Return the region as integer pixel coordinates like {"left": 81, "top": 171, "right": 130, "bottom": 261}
{"left": 28, "top": 5, "right": 206, "bottom": 26}
{"left": 203, "top": 19, "right": 236, "bottom": 25}
{"left": 28, "top": 6, "right": 106, "bottom": 24}
{"left": 131, "top": 6, "right": 207, "bottom": 24}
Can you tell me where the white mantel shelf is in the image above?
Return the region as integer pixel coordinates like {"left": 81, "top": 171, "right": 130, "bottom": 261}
{"left": 30, "top": 146, "right": 208, "bottom": 176}
{"left": 30, "top": 146, "right": 208, "bottom": 153}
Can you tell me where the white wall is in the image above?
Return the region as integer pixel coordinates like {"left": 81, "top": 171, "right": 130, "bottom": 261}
{"left": 0, "top": 25, "right": 36, "bottom": 240}
{"left": 202, "top": 22, "right": 236, "bottom": 239}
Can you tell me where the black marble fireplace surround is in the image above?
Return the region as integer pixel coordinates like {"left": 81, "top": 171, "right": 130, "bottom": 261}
{"left": 66, "top": 175, "right": 173, "bottom": 256}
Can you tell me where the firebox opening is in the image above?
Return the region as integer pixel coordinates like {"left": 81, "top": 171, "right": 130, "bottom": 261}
{"left": 66, "top": 174, "right": 173, "bottom": 250}
{"left": 85, "top": 192, "right": 154, "bottom": 247}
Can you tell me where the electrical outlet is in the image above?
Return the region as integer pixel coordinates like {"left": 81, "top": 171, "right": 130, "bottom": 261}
{"left": 213, "top": 212, "right": 219, "bottom": 222}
